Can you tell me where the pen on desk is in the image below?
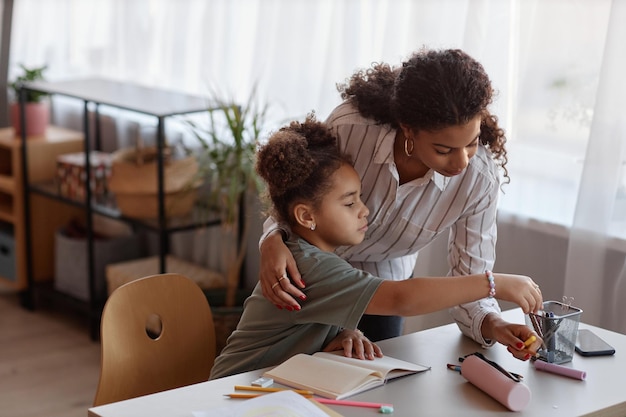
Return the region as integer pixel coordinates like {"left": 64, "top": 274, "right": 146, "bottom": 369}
{"left": 234, "top": 385, "right": 314, "bottom": 395}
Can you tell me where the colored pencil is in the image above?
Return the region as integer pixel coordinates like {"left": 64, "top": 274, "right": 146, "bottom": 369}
{"left": 225, "top": 393, "right": 313, "bottom": 399}
{"left": 234, "top": 385, "right": 314, "bottom": 395}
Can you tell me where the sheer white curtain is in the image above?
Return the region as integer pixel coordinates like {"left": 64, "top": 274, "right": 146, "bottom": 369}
{"left": 562, "top": 0, "right": 626, "bottom": 332}
{"left": 9, "top": 0, "right": 626, "bottom": 332}
{"left": 9, "top": 0, "right": 469, "bottom": 124}
{"left": 491, "top": 0, "right": 625, "bottom": 333}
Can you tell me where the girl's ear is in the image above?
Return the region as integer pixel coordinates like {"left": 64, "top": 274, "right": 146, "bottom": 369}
{"left": 293, "top": 203, "right": 315, "bottom": 230}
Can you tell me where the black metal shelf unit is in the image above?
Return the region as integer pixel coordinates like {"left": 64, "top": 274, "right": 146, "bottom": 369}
{"left": 18, "top": 78, "right": 218, "bottom": 340}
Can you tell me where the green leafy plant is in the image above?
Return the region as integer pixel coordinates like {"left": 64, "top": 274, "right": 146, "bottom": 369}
{"left": 10, "top": 64, "right": 48, "bottom": 103}
{"left": 184, "top": 85, "right": 269, "bottom": 307}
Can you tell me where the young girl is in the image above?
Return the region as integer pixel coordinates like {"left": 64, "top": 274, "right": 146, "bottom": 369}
{"left": 209, "top": 116, "right": 542, "bottom": 379}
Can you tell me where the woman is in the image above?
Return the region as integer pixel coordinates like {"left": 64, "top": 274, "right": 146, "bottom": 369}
{"left": 210, "top": 116, "right": 541, "bottom": 379}
{"left": 259, "top": 48, "right": 538, "bottom": 357}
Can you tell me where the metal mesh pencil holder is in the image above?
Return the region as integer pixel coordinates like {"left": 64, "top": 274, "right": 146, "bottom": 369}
{"left": 525, "top": 300, "right": 583, "bottom": 364}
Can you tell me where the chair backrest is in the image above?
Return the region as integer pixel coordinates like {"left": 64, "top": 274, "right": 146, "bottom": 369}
{"left": 93, "top": 273, "right": 216, "bottom": 406}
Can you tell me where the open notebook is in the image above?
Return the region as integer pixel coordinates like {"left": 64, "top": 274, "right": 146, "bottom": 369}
{"left": 263, "top": 351, "right": 430, "bottom": 400}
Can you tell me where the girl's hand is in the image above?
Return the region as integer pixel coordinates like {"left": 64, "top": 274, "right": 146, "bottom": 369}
{"left": 259, "top": 231, "right": 306, "bottom": 309}
{"left": 322, "top": 329, "right": 383, "bottom": 360}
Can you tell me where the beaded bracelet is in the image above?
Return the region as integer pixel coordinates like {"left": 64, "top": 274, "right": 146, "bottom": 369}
{"left": 485, "top": 270, "right": 496, "bottom": 298}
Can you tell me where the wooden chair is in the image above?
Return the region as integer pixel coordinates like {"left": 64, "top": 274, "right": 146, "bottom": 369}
{"left": 93, "top": 273, "right": 216, "bottom": 406}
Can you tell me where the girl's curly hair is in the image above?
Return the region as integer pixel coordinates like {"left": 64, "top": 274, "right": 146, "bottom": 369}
{"left": 256, "top": 114, "right": 352, "bottom": 225}
{"left": 337, "top": 48, "right": 509, "bottom": 183}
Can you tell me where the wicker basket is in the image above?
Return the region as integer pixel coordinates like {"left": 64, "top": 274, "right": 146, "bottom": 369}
{"left": 108, "top": 146, "right": 200, "bottom": 219}
{"left": 106, "top": 255, "right": 225, "bottom": 295}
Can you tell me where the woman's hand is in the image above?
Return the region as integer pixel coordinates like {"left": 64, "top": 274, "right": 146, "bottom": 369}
{"left": 482, "top": 314, "right": 543, "bottom": 361}
{"left": 259, "top": 231, "right": 306, "bottom": 309}
{"left": 322, "top": 329, "right": 383, "bottom": 360}
{"left": 493, "top": 273, "right": 543, "bottom": 315}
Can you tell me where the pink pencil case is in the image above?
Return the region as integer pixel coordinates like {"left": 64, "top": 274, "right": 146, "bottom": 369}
{"left": 461, "top": 354, "right": 531, "bottom": 411}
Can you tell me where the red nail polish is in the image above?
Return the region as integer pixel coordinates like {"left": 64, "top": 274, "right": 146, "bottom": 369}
{"left": 524, "top": 353, "right": 531, "bottom": 360}
{"left": 286, "top": 306, "right": 293, "bottom": 311}
{"left": 516, "top": 342, "right": 524, "bottom": 349}
{"left": 294, "top": 305, "right": 301, "bottom": 311}
{"left": 275, "top": 305, "right": 283, "bottom": 310}
{"left": 299, "top": 295, "right": 307, "bottom": 301}
{"left": 301, "top": 280, "right": 306, "bottom": 287}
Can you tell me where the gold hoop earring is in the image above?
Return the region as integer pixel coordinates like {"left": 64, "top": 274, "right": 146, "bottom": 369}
{"left": 404, "top": 138, "right": 414, "bottom": 157}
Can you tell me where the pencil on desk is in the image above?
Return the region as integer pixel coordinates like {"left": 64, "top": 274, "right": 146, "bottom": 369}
{"left": 226, "top": 393, "right": 314, "bottom": 399}
{"left": 234, "top": 385, "right": 314, "bottom": 395}
{"left": 447, "top": 363, "right": 462, "bottom": 372}
{"left": 313, "top": 398, "right": 393, "bottom": 414}
{"left": 313, "top": 398, "right": 394, "bottom": 410}
{"left": 226, "top": 393, "right": 394, "bottom": 413}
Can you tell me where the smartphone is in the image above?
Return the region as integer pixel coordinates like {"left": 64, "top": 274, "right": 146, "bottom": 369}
{"left": 575, "top": 329, "right": 616, "bottom": 356}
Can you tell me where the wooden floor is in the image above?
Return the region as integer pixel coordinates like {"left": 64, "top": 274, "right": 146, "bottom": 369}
{"left": 0, "top": 287, "right": 100, "bottom": 417}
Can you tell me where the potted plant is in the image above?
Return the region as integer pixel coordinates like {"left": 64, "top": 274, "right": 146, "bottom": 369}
{"left": 10, "top": 64, "right": 50, "bottom": 136}
{"left": 184, "top": 85, "right": 269, "bottom": 309}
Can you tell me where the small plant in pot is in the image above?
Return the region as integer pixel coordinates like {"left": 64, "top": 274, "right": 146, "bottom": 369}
{"left": 183, "top": 86, "right": 272, "bottom": 353}
{"left": 10, "top": 63, "right": 50, "bottom": 136}
{"left": 183, "top": 85, "right": 269, "bottom": 309}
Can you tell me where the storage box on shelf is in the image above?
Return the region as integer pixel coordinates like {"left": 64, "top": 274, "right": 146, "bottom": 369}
{"left": 54, "top": 225, "right": 142, "bottom": 301}
{"left": 108, "top": 146, "right": 199, "bottom": 219}
{"left": 0, "top": 126, "right": 85, "bottom": 291}
{"left": 56, "top": 151, "right": 112, "bottom": 200}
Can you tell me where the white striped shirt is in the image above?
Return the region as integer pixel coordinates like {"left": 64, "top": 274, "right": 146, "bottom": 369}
{"left": 262, "top": 101, "right": 503, "bottom": 345}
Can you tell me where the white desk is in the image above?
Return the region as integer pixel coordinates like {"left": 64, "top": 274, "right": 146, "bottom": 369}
{"left": 88, "top": 309, "right": 626, "bottom": 417}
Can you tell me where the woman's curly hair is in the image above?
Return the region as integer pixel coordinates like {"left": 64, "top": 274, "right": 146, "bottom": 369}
{"left": 256, "top": 114, "right": 352, "bottom": 225}
{"left": 337, "top": 48, "right": 509, "bottom": 183}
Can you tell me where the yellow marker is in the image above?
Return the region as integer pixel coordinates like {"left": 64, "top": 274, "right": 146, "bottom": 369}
{"left": 524, "top": 335, "right": 537, "bottom": 347}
